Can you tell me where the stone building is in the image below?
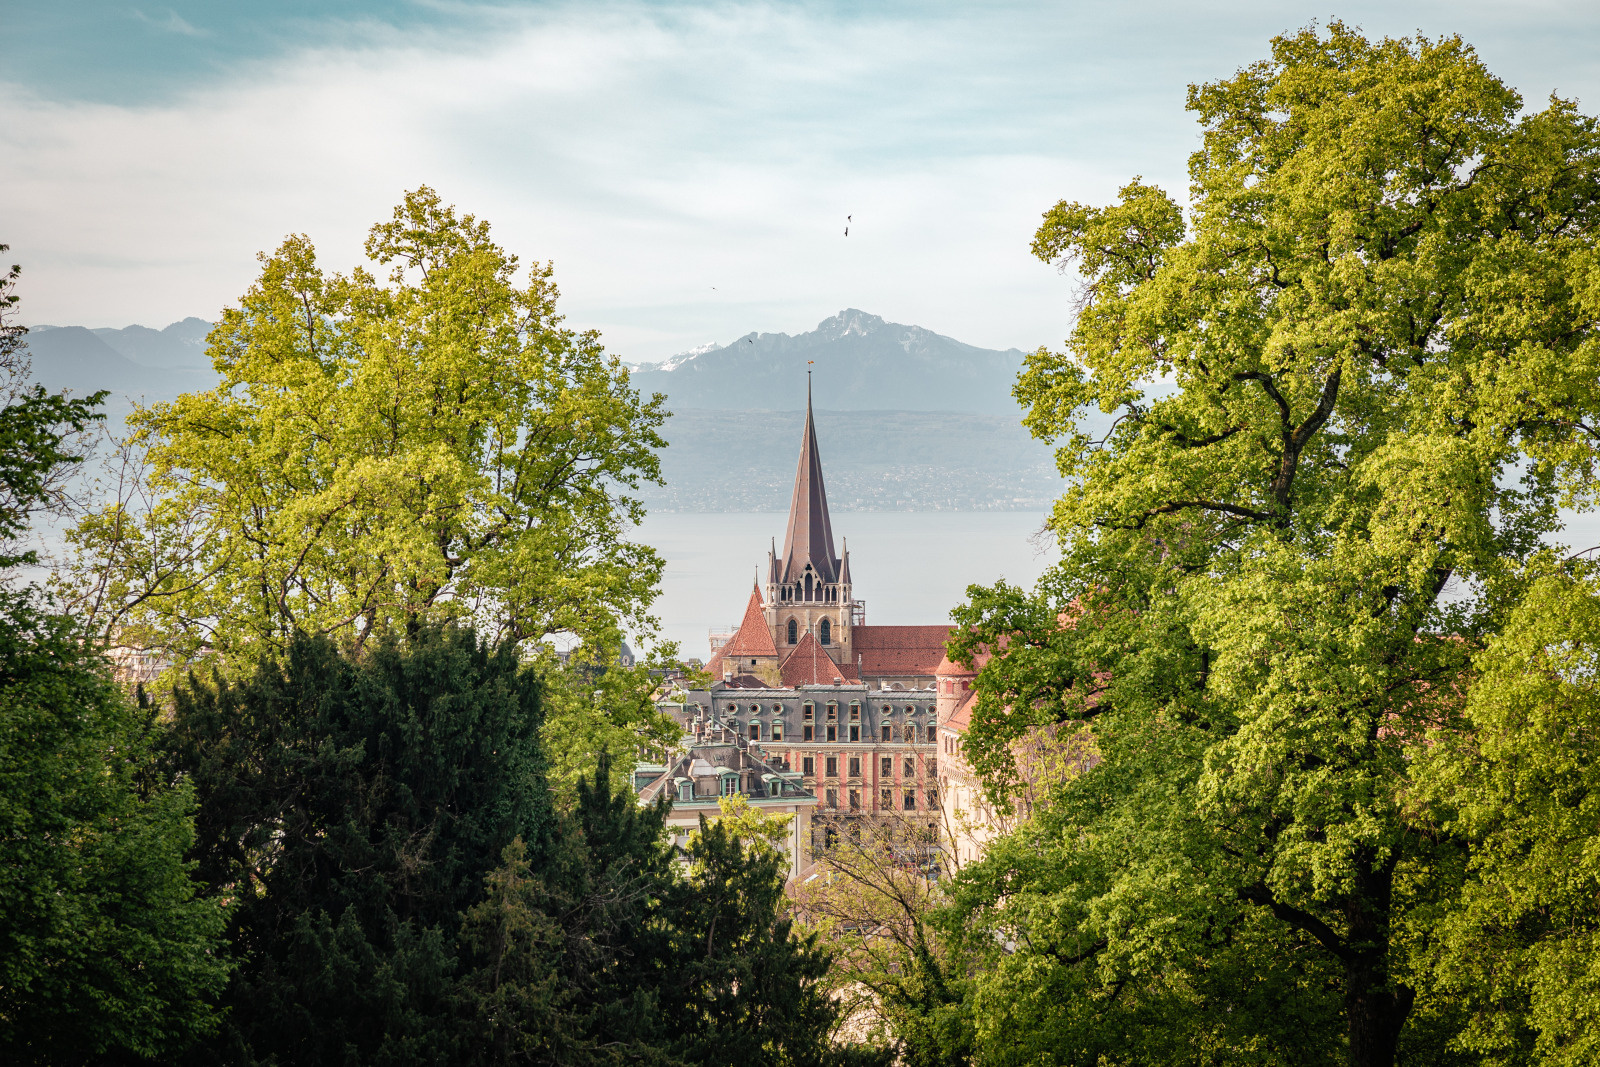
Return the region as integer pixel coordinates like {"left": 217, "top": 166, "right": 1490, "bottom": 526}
{"left": 633, "top": 739, "right": 818, "bottom": 880}
{"left": 650, "top": 377, "right": 950, "bottom": 858}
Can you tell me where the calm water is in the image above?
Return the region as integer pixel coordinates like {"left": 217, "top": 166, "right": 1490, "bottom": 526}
{"left": 632, "top": 511, "right": 1056, "bottom": 660}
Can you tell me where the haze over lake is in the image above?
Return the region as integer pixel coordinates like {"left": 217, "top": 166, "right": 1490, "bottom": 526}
{"left": 634, "top": 510, "right": 1054, "bottom": 660}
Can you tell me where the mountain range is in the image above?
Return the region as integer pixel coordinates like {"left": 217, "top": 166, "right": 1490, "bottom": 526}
{"left": 19, "top": 311, "right": 1061, "bottom": 511}
{"left": 23, "top": 318, "right": 217, "bottom": 398}
{"left": 631, "top": 309, "right": 1029, "bottom": 415}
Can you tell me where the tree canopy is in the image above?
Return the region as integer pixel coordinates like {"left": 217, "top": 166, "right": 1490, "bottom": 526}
{"left": 65, "top": 188, "right": 667, "bottom": 671}
{"left": 948, "top": 23, "right": 1600, "bottom": 1067}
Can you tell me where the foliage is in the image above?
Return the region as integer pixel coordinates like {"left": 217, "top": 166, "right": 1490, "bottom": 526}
{"left": 536, "top": 645, "right": 685, "bottom": 804}
{"left": 0, "top": 246, "right": 105, "bottom": 569}
{"left": 0, "top": 590, "right": 233, "bottom": 1064}
{"left": 949, "top": 23, "right": 1600, "bottom": 1067}
{"left": 165, "top": 630, "right": 850, "bottom": 1065}
{"left": 791, "top": 814, "right": 967, "bottom": 1067}
{"left": 162, "top": 624, "right": 553, "bottom": 1065}
{"left": 692, "top": 793, "right": 795, "bottom": 865}
{"left": 63, "top": 188, "right": 667, "bottom": 672}
{"left": 1418, "top": 561, "right": 1600, "bottom": 1065}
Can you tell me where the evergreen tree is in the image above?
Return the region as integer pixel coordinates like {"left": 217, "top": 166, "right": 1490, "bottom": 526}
{"left": 165, "top": 626, "right": 552, "bottom": 1065}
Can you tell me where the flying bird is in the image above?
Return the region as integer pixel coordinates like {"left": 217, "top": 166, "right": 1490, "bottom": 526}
{"left": 844, "top": 226, "right": 848, "bottom": 236}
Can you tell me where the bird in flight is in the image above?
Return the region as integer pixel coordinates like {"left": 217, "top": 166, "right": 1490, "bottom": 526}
{"left": 845, "top": 214, "right": 852, "bottom": 237}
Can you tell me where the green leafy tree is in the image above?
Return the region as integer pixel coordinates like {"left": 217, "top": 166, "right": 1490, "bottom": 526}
{"left": 0, "top": 593, "right": 233, "bottom": 1064}
{"left": 0, "top": 247, "right": 104, "bottom": 569}
{"left": 163, "top": 625, "right": 553, "bottom": 1065}
{"left": 65, "top": 189, "right": 666, "bottom": 671}
{"left": 1419, "top": 561, "right": 1600, "bottom": 1065}
{"left": 950, "top": 24, "right": 1600, "bottom": 1067}
{"left": 0, "top": 246, "right": 229, "bottom": 1065}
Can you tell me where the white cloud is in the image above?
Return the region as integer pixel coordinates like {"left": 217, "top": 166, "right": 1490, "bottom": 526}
{"left": 4, "top": 1, "right": 1597, "bottom": 360}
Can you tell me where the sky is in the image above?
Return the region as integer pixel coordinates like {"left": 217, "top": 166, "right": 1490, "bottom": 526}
{"left": 6, "top": 1, "right": 1600, "bottom": 363}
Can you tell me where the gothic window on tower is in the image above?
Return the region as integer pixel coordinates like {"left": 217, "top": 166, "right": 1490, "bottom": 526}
{"left": 787, "top": 618, "right": 797, "bottom": 644}
{"left": 819, "top": 618, "right": 831, "bottom": 645}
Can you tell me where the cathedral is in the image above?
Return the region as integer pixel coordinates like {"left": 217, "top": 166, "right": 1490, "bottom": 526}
{"left": 702, "top": 377, "right": 952, "bottom": 690}
{"left": 646, "top": 378, "right": 952, "bottom": 863}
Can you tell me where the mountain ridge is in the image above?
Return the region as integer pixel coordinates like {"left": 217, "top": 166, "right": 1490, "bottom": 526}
{"left": 628, "top": 308, "right": 1029, "bottom": 415}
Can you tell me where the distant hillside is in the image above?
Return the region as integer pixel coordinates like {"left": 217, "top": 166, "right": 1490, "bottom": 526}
{"left": 630, "top": 309, "right": 1028, "bottom": 416}
{"left": 21, "top": 314, "right": 1065, "bottom": 512}
{"left": 24, "top": 319, "right": 217, "bottom": 400}
{"left": 640, "top": 409, "right": 1063, "bottom": 512}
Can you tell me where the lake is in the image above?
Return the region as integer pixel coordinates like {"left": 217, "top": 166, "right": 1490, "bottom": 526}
{"left": 631, "top": 511, "right": 1056, "bottom": 659}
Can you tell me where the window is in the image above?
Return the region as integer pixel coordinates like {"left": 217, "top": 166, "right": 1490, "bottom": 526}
{"left": 929, "top": 757, "right": 937, "bottom": 775}
{"left": 849, "top": 704, "right": 860, "bottom": 722}
{"left": 803, "top": 704, "right": 814, "bottom": 721}
{"left": 905, "top": 724, "right": 918, "bottom": 743}
{"left": 881, "top": 724, "right": 891, "bottom": 742}
{"left": 772, "top": 722, "right": 783, "bottom": 742}
{"left": 880, "top": 756, "right": 892, "bottom": 776}
{"left": 787, "top": 618, "right": 797, "bottom": 644}
{"left": 826, "top": 704, "right": 837, "bottom": 721}
{"left": 820, "top": 618, "right": 831, "bottom": 645}
{"left": 722, "top": 775, "right": 739, "bottom": 796}
{"left": 749, "top": 724, "right": 760, "bottom": 740}
{"left": 903, "top": 789, "right": 917, "bottom": 811}
{"left": 927, "top": 789, "right": 939, "bottom": 809}
{"left": 727, "top": 704, "right": 737, "bottom": 712}
{"left": 803, "top": 756, "right": 815, "bottom": 776}
{"left": 849, "top": 725, "right": 860, "bottom": 742}
{"left": 750, "top": 704, "right": 760, "bottom": 714}
{"left": 825, "top": 756, "right": 838, "bottom": 777}
{"left": 849, "top": 789, "right": 860, "bottom": 810}
{"left": 880, "top": 788, "right": 893, "bottom": 809}
{"left": 826, "top": 788, "right": 838, "bottom": 809}
{"left": 848, "top": 757, "right": 861, "bottom": 777}
{"left": 904, "top": 758, "right": 916, "bottom": 778}
{"left": 826, "top": 724, "right": 837, "bottom": 742}
{"left": 804, "top": 724, "right": 814, "bottom": 741}
{"left": 882, "top": 705, "right": 891, "bottom": 714}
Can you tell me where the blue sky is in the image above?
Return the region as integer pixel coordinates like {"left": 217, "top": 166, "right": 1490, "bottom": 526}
{"left": 6, "top": 1, "right": 1600, "bottom": 361}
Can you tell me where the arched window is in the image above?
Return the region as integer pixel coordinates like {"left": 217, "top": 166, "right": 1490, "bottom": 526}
{"left": 787, "top": 618, "right": 798, "bottom": 644}
{"left": 820, "top": 618, "right": 832, "bottom": 645}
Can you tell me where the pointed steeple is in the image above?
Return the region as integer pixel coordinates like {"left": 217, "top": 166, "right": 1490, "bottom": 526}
{"left": 779, "top": 372, "right": 839, "bottom": 584}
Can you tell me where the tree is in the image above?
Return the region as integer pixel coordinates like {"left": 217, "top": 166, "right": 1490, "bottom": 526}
{"left": 1418, "top": 561, "right": 1600, "bottom": 1066}
{"left": 0, "top": 246, "right": 229, "bottom": 1065}
{"left": 0, "top": 246, "right": 104, "bottom": 569}
{"left": 0, "top": 593, "right": 233, "bottom": 1065}
{"left": 791, "top": 814, "right": 969, "bottom": 1067}
{"left": 949, "top": 24, "right": 1600, "bottom": 1067}
{"left": 163, "top": 625, "right": 553, "bottom": 1065}
{"left": 64, "top": 189, "right": 667, "bottom": 672}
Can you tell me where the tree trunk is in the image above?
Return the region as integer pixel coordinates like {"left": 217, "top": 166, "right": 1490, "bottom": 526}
{"left": 1343, "top": 858, "right": 1414, "bottom": 1067}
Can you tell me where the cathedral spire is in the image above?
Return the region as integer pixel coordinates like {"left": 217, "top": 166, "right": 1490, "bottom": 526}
{"left": 779, "top": 372, "right": 839, "bottom": 584}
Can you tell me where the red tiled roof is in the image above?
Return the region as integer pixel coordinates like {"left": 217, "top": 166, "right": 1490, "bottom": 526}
{"left": 854, "top": 625, "right": 953, "bottom": 677}
{"left": 705, "top": 586, "right": 777, "bottom": 677}
{"left": 780, "top": 631, "right": 858, "bottom": 686}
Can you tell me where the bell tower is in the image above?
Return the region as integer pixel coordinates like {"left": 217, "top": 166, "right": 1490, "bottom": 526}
{"left": 765, "top": 374, "right": 858, "bottom": 668}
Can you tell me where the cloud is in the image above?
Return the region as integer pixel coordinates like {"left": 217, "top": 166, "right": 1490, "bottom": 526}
{"left": 4, "top": 1, "right": 1598, "bottom": 362}
{"left": 130, "top": 7, "right": 209, "bottom": 38}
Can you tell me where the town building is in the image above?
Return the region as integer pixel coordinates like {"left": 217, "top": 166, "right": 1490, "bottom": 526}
{"left": 633, "top": 737, "right": 818, "bottom": 879}
{"left": 643, "top": 376, "right": 950, "bottom": 859}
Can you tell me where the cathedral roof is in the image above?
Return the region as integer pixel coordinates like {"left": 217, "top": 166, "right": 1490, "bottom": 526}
{"left": 854, "top": 625, "right": 954, "bottom": 678}
{"left": 780, "top": 631, "right": 859, "bottom": 686}
{"left": 778, "top": 375, "right": 840, "bottom": 585}
{"left": 705, "top": 585, "right": 777, "bottom": 676}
